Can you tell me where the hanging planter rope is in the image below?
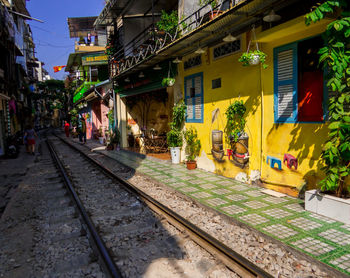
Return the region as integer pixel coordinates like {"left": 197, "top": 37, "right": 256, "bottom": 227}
{"left": 238, "top": 25, "right": 268, "bottom": 69}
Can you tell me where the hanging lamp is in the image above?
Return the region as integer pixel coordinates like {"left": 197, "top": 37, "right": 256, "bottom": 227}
{"left": 263, "top": 10, "right": 281, "bottom": 23}
{"left": 138, "top": 72, "right": 144, "bottom": 78}
{"left": 153, "top": 64, "right": 162, "bottom": 70}
{"left": 172, "top": 57, "right": 182, "bottom": 64}
{"left": 223, "top": 34, "right": 237, "bottom": 42}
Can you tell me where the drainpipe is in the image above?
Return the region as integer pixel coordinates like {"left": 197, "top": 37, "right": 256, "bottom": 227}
{"left": 259, "top": 60, "right": 264, "bottom": 177}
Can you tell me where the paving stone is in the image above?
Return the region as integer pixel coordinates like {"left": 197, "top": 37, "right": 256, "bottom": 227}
{"left": 220, "top": 204, "right": 246, "bottom": 215}
{"left": 191, "top": 192, "right": 212, "bottom": 199}
{"left": 214, "top": 180, "right": 235, "bottom": 186}
{"left": 262, "top": 208, "right": 292, "bottom": 219}
{"left": 319, "top": 229, "right": 350, "bottom": 246}
{"left": 179, "top": 176, "right": 195, "bottom": 181}
{"left": 225, "top": 194, "right": 248, "bottom": 202}
{"left": 239, "top": 213, "right": 269, "bottom": 225}
{"left": 199, "top": 184, "right": 217, "bottom": 190}
{"left": 205, "top": 177, "right": 222, "bottom": 182}
{"left": 179, "top": 186, "right": 199, "bottom": 193}
{"left": 263, "top": 224, "right": 298, "bottom": 239}
{"left": 195, "top": 173, "right": 210, "bottom": 178}
{"left": 188, "top": 179, "right": 207, "bottom": 185}
{"left": 330, "top": 254, "right": 350, "bottom": 272}
{"left": 284, "top": 203, "right": 304, "bottom": 212}
{"left": 308, "top": 213, "right": 337, "bottom": 224}
{"left": 162, "top": 178, "right": 178, "bottom": 183}
{"left": 262, "top": 196, "right": 289, "bottom": 204}
{"left": 291, "top": 237, "right": 335, "bottom": 256}
{"left": 205, "top": 198, "right": 228, "bottom": 207}
{"left": 289, "top": 217, "right": 322, "bottom": 231}
{"left": 245, "top": 191, "right": 265, "bottom": 197}
{"left": 229, "top": 185, "right": 249, "bottom": 191}
{"left": 168, "top": 182, "right": 187, "bottom": 188}
{"left": 211, "top": 188, "right": 231, "bottom": 195}
{"left": 341, "top": 224, "right": 350, "bottom": 232}
{"left": 243, "top": 200, "right": 269, "bottom": 209}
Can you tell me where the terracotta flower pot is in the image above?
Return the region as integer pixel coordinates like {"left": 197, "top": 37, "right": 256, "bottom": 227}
{"left": 186, "top": 160, "right": 197, "bottom": 170}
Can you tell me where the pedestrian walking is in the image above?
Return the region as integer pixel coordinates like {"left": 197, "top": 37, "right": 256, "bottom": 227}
{"left": 79, "top": 117, "right": 86, "bottom": 143}
{"left": 64, "top": 121, "right": 70, "bottom": 137}
{"left": 24, "top": 125, "right": 37, "bottom": 155}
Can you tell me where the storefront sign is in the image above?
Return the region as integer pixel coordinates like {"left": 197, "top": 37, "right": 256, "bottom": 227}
{"left": 82, "top": 53, "right": 108, "bottom": 66}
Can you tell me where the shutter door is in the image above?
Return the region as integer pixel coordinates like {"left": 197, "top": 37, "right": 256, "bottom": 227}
{"left": 274, "top": 43, "right": 298, "bottom": 123}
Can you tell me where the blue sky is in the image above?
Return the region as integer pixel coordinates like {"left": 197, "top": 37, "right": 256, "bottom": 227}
{"left": 27, "top": 0, "right": 105, "bottom": 80}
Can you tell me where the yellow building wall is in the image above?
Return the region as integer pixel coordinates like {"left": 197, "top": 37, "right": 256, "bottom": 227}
{"left": 179, "top": 16, "right": 334, "bottom": 196}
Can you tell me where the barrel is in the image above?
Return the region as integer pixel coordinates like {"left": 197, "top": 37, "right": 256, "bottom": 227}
{"left": 235, "top": 133, "right": 248, "bottom": 154}
{"left": 212, "top": 130, "right": 223, "bottom": 152}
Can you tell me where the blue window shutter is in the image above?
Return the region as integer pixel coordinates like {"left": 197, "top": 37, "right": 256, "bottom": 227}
{"left": 274, "top": 43, "right": 298, "bottom": 123}
{"left": 185, "top": 72, "right": 203, "bottom": 123}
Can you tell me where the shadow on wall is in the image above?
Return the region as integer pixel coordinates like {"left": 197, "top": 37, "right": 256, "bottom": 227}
{"left": 267, "top": 122, "right": 327, "bottom": 189}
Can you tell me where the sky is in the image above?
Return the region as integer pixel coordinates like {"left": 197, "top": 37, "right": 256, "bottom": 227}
{"left": 26, "top": 0, "right": 105, "bottom": 80}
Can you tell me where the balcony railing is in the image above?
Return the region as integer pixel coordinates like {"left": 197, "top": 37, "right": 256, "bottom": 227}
{"left": 110, "top": 0, "right": 244, "bottom": 77}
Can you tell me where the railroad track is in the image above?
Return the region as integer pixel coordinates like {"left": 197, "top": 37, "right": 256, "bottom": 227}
{"left": 47, "top": 134, "right": 273, "bottom": 278}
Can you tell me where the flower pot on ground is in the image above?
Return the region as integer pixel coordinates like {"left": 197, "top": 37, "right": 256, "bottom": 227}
{"left": 184, "top": 127, "right": 201, "bottom": 170}
{"left": 167, "top": 101, "right": 186, "bottom": 164}
{"left": 170, "top": 147, "right": 181, "bottom": 164}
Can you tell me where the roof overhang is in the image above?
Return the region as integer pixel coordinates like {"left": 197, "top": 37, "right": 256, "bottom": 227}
{"left": 114, "top": 0, "right": 300, "bottom": 79}
{"left": 68, "top": 16, "right": 100, "bottom": 38}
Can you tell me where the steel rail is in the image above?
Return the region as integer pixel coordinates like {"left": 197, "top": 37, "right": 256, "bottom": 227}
{"left": 55, "top": 134, "right": 273, "bottom": 278}
{"left": 46, "top": 139, "right": 122, "bottom": 278}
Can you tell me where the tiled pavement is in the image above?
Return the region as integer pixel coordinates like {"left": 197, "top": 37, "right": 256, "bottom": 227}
{"left": 71, "top": 138, "right": 350, "bottom": 276}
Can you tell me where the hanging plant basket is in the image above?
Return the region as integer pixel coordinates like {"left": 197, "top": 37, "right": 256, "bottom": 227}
{"left": 162, "top": 77, "right": 175, "bottom": 87}
{"left": 238, "top": 26, "right": 268, "bottom": 69}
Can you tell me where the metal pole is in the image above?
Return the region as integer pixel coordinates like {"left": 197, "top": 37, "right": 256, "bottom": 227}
{"left": 113, "top": 90, "right": 117, "bottom": 130}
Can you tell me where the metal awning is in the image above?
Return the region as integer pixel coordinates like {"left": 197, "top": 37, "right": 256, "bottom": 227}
{"left": 113, "top": 0, "right": 296, "bottom": 79}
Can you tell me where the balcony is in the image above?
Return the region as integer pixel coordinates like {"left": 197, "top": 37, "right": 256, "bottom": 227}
{"left": 108, "top": 0, "right": 249, "bottom": 77}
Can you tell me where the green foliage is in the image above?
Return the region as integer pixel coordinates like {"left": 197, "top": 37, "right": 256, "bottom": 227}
{"left": 238, "top": 50, "right": 268, "bottom": 69}
{"left": 305, "top": 1, "right": 350, "bottom": 197}
{"left": 199, "top": 0, "right": 217, "bottom": 9}
{"left": 224, "top": 101, "right": 247, "bottom": 143}
{"left": 167, "top": 100, "right": 186, "bottom": 147}
{"left": 110, "top": 127, "right": 120, "bottom": 145}
{"left": 170, "top": 100, "right": 187, "bottom": 130}
{"left": 167, "top": 129, "right": 183, "bottom": 147}
{"left": 107, "top": 109, "right": 114, "bottom": 126}
{"left": 156, "top": 10, "right": 178, "bottom": 36}
{"left": 162, "top": 77, "right": 175, "bottom": 87}
{"left": 105, "top": 37, "right": 116, "bottom": 58}
{"left": 184, "top": 127, "right": 201, "bottom": 161}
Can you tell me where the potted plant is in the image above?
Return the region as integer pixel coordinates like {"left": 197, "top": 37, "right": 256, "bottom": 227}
{"left": 167, "top": 100, "right": 186, "bottom": 164}
{"left": 199, "top": 0, "right": 221, "bottom": 19}
{"left": 224, "top": 101, "right": 249, "bottom": 167}
{"left": 184, "top": 127, "right": 201, "bottom": 170}
{"left": 156, "top": 10, "right": 179, "bottom": 37}
{"left": 162, "top": 77, "right": 175, "bottom": 87}
{"left": 238, "top": 50, "right": 268, "bottom": 69}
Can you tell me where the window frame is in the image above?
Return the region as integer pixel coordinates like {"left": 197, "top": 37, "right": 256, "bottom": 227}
{"left": 273, "top": 37, "right": 328, "bottom": 124}
{"left": 184, "top": 72, "right": 204, "bottom": 123}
